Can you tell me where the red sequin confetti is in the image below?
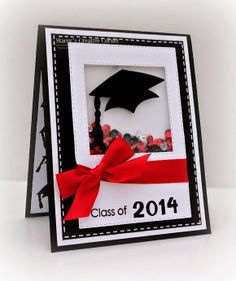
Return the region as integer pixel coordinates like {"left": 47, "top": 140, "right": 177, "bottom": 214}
{"left": 89, "top": 123, "right": 173, "bottom": 155}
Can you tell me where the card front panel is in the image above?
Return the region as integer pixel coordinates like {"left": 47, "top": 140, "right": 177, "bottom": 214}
{"left": 44, "top": 27, "right": 210, "bottom": 251}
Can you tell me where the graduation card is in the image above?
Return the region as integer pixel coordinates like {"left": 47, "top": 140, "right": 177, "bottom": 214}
{"left": 26, "top": 25, "right": 210, "bottom": 252}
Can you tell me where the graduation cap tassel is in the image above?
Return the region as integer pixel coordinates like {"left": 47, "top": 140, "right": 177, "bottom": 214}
{"left": 92, "top": 96, "right": 106, "bottom": 153}
{"left": 94, "top": 95, "right": 101, "bottom": 123}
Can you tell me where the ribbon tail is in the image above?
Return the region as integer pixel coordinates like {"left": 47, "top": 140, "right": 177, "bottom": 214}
{"left": 139, "top": 159, "right": 189, "bottom": 183}
{"left": 64, "top": 176, "right": 100, "bottom": 220}
{"left": 104, "top": 156, "right": 188, "bottom": 184}
{"left": 56, "top": 165, "right": 91, "bottom": 198}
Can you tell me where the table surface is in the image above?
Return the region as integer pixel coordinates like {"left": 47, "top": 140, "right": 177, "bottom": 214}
{"left": 0, "top": 181, "right": 235, "bottom": 281}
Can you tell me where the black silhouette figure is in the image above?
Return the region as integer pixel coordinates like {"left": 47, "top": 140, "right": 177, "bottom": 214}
{"left": 39, "top": 127, "right": 46, "bottom": 148}
{"left": 89, "top": 69, "right": 165, "bottom": 152}
{"left": 35, "top": 126, "right": 47, "bottom": 173}
{"left": 35, "top": 155, "right": 46, "bottom": 173}
{"left": 35, "top": 111, "right": 48, "bottom": 208}
{"left": 37, "top": 184, "right": 48, "bottom": 209}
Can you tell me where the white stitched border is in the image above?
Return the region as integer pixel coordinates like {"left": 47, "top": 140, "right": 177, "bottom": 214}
{"left": 51, "top": 34, "right": 201, "bottom": 239}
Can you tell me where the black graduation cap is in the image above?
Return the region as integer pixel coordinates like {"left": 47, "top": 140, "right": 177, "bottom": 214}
{"left": 89, "top": 69, "right": 164, "bottom": 113}
{"left": 89, "top": 69, "right": 164, "bottom": 153}
{"left": 37, "top": 184, "right": 48, "bottom": 209}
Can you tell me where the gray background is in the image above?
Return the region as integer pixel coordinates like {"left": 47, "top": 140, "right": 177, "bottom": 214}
{"left": 1, "top": 0, "right": 235, "bottom": 188}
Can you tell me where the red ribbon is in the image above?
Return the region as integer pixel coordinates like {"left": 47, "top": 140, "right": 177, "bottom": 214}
{"left": 56, "top": 137, "right": 188, "bottom": 220}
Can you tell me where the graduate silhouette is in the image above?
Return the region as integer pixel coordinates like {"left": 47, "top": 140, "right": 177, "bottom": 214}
{"left": 37, "top": 184, "right": 48, "bottom": 209}
{"left": 89, "top": 69, "right": 165, "bottom": 153}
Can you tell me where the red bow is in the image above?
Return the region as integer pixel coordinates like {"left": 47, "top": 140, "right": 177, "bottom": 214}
{"left": 56, "top": 137, "right": 188, "bottom": 220}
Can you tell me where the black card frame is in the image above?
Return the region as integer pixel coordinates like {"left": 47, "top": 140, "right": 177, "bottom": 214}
{"left": 26, "top": 25, "right": 211, "bottom": 252}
